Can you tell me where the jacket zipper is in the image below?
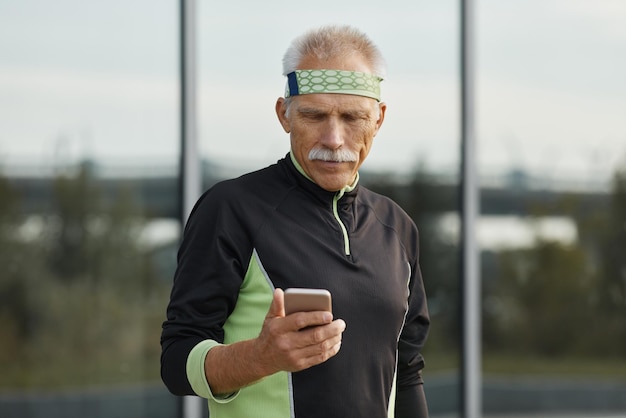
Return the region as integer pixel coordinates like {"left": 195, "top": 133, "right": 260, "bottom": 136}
{"left": 332, "top": 190, "right": 351, "bottom": 256}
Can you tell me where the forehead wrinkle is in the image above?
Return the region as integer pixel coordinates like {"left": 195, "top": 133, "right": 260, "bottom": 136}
{"left": 296, "top": 100, "right": 374, "bottom": 116}
{"left": 297, "top": 106, "right": 328, "bottom": 115}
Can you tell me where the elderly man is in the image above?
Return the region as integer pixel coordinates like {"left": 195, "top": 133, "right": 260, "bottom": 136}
{"left": 161, "top": 24, "right": 430, "bottom": 417}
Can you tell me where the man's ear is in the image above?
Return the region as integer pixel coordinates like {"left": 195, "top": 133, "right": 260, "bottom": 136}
{"left": 275, "top": 97, "right": 291, "bottom": 133}
{"left": 373, "top": 102, "right": 387, "bottom": 136}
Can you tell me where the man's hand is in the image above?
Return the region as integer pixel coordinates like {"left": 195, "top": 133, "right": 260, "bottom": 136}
{"left": 255, "top": 288, "right": 345, "bottom": 374}
{"left": 205, "top": 288, "right": 346, "bottom": 395}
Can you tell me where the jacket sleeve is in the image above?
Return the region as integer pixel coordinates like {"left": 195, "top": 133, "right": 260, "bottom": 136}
{"left": 395, "top": 381, "right": 429, "bottom": 418}
{"left": 396, "top": 226, "right": 430, "bottom": 417}
{"left": 160, "top": 185, "right": 252, "bottom": 395}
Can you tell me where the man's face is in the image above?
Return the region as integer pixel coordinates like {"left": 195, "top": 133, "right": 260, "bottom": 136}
{"left": 275, "top": 55, "right": 386, "bottom": 192}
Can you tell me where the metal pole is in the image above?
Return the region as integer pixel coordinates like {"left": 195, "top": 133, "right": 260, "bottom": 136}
{"left": 180, "top": 0, "right": 203, "bottom": 417}
{"left": 460, "top": 0, "right": 481, "bottom": 417}
{"left": 180, "top": 0, "right": 201, "bottom": 221}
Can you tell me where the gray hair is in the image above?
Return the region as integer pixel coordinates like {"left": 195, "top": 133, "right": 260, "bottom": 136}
{"left": 281, "top": 25, "right": 386, "bottom": 116}
{"left": 282, "top": 25, "right": 387, "bottom": 78}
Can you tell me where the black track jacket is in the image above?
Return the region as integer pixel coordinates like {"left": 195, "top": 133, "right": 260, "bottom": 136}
{"left": 161, "top": 153, "right": 430, "bottom": 417}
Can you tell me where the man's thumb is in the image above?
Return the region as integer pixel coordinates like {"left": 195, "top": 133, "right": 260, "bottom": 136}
{"left": 267, "top": 288, "right": 285, "bottom": 318}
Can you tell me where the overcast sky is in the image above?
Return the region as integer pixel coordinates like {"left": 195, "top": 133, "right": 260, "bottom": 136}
{"left": 0, "top": 0, "right": 624, "bottom": 182}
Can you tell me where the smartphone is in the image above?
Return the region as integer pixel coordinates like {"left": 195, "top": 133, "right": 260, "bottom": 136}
{"left": 284, "top": 288, "right": 332, "bottom": 315}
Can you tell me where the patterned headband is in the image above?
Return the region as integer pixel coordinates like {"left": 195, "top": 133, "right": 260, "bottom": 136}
{"left": 285, "top": 69, "right": 383, "bottom": 101}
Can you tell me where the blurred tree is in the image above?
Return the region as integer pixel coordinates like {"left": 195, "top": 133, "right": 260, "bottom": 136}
{"left": 599, "top": 168, "right": 626, "bottom": 307}
{"left": 594, "top": 166, "right": 626, "bottom": 355}
{"left": 485, "top": 162, "right": 626, "bottom": 360}
{"left": 0, "top": 168, "right": 50, "bottom": 375}
{"left": 48, "top": 163, "right": 101, "bottom": 280}
{"left": 0, "top": 160, "right": 170, "bottom": 388}
{"left": 488, "top": 240, "right": 596, "bottom": 356}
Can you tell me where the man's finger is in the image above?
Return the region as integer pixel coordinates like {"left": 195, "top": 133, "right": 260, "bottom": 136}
{"left": 266, "top": 288, "right": 285, "bottom": 319}
{"left": 288, "top": 311, "right": 334, "bottom": 332}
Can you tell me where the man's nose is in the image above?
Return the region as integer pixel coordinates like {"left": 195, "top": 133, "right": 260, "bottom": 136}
{"left": 319, "top": 118, "right": 344, "bottom": 149}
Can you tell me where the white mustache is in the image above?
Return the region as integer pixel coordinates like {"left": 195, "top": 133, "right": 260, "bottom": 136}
{"left": 308, "top": 148, "right": 358, "bottom": 162}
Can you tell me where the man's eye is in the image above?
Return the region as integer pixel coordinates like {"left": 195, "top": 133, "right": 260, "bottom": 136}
{"left": 302, "top": 113, "right": 325, "bottom": 121}
{"left": 343, "top": 113, "right": 366, "bottom": 123}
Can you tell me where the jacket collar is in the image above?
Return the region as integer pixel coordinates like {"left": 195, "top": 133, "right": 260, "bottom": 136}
{"left": 282, "top": 151, "right": 359, "bottom": 206}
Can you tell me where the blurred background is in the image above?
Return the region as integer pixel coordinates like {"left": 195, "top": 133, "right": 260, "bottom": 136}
{"left": 0, "top": 0, "right": 624, "bottom": 417}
